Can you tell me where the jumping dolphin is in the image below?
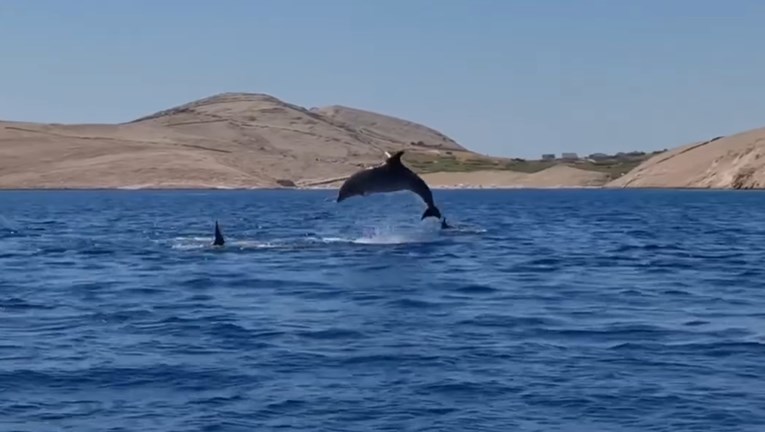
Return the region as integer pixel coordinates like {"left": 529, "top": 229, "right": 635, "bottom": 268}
{"left": 336, "top": 150, "right": 442, "bottom": 220}
{"left": 212, "top": 221, "right": 225, "bottom": 246}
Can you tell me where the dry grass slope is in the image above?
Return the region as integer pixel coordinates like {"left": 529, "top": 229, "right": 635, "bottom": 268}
{"left": 608, "top": 128, "right": 765, "bottom": 189}
{"left": 1, "top": 92, "right": 477, "bottom": 189}
{"left": 0, "top": 91, "right": 653, "bottom": 189}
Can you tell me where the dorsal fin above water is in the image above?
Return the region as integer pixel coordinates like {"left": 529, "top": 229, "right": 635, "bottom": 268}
{"left": 385, "top": 150, "right": 405, "bottom": 166}
{"left": 213, "top": 221, "right": 225, "bottom": 246}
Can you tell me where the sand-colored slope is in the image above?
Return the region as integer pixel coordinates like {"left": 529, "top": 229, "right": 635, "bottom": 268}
{"left": 0, "top": 93, "right": 480, "bottom": 189}
{"left": 0, "top": 120, "right": 271, "bottom": 188}
{"left": 1, "top": 91, "right": 670, "bottom": 190}
{"left": 312, "top": 105, "right": 465, "bottom": 152}
{"left": 422, "top": 165, "right": 609, "bottom": 188}
{"left": 608, "top": 127, "right": 765, "bottom": 189}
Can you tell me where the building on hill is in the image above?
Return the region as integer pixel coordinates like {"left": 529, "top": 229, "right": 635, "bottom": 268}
{"left": 588, "top": 152, "right": 610, "bottom": 161}
{"left": 614, "top": 151, "right": 646, "bottom": 160}
{"left": 561, "top": 152, "right": 579, "bottom": 161}
{"left": 541, "top": 153, "right": 556, "bottom": 161}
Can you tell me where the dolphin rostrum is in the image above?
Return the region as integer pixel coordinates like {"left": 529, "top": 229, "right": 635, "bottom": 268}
{"left": 212, "top": 220, "right": 225, "bottom": 246}
{"left": 336, "top": 150, "right": 442, "bottom": 220}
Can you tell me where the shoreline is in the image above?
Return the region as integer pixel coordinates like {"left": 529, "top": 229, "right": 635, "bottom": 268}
{"left": 0, "top": 185, "right": 761, "bottom": 192}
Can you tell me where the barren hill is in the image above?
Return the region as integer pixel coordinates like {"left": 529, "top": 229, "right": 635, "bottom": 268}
{"left": 608, "top": 127, "right": 765, "bottom": 189}
{"left": 0, "top": 92, "right": 482, "bottom": 189}
{"left": 423, "top": 165, "right": 609, "bottom": 189}
{"left": 311, "top": 105, "right": 463, "bottom": 152}
{"left": 0, "top": 91, "right": 638, "bottom": 189}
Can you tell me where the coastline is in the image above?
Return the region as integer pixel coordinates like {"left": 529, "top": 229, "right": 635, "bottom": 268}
{"left": 4, "top": 92, "right": 765, "bottom": 195}
{"left": 0, "top": 184, "right": 761, "bottom": 192}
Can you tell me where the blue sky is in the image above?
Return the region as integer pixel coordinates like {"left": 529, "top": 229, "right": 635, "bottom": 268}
{"left": 2, "top": 0, "right": 765, "bottom": 158}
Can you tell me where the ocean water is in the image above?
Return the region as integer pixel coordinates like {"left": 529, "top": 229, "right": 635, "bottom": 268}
{"left": 1, "top": 189, "right": 764, "bottom": 432}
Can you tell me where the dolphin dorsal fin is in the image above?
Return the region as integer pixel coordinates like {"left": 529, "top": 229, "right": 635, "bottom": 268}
{"left": 385, "top": 150, "right": 405, "bottom": 166}
{"left": 213, "top": 221, "right": 225, "bottom": 246}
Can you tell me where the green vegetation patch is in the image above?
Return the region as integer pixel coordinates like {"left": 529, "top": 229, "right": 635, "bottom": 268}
{"left": 403, "top": 151, "right": 652, "bottom": 179}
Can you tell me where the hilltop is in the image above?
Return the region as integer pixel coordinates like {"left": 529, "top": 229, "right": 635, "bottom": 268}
{"left": 0, "top": 92, "right": 628, "bottom": 189}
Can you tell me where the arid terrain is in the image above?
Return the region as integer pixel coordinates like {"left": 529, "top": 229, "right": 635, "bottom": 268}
{"left": 0, "top": 92, "right": 649, "bottom": 190}
{"left": 607, "top": 128, "right": 765, "bottom": 189}
{"left": 1, "top": 91, "right": 762, "bottom": 190}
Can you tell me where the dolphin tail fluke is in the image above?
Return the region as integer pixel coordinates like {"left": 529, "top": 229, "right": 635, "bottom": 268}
{"left": 213, "top": 220, "right": 225, "bottom": 246}
{"left": 421, "top": 205, "right": 442, "bottom": 220}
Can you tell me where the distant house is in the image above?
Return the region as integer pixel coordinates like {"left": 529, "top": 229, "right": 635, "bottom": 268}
{"left": 614, "top": 151, "right": 646, "bottom": 160}
{"left": 560, "top": 152, "right": 579, "bottom": 161}
{"left": 588, "top": 153, "right": 610, "bottom": 161}
{"left": 541, "top": 153, "right": 556, "bottom": 161}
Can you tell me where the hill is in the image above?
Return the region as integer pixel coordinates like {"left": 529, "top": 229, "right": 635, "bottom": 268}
{"left": 0, "top": 93, "right": 467, "bottom": 189}
{"left": 607, "top": 127, "right": 765, "bottom": 189}
{"left": 1, "top": 92, "right": 625, "bottom": 189}
{"left": 423, "top": 165, "right": 610, "bottom": 189}
{"left": 311, "top": 105, "right": 462, "bottom": 152}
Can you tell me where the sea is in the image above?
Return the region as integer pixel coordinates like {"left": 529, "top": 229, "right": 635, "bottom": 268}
{"left": 1, "top": 189, "right": 764, "bottom": 432}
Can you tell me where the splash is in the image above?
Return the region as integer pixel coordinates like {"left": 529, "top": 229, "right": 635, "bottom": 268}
{"left": 166, "top": 218, "right": 483, "bottom": 251}
{"left": 352, "top": 230, "right": 435, "bottom": 245}
{"left": 323, "top": 223, "right": 442, "bottom": 245}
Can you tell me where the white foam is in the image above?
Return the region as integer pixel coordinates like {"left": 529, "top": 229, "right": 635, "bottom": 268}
{"left": 169, "top": 236, "right": 277, "bottom": 250}
{"left": 166, "top": 218, "right": 483, "bottom": 251}
{"left": 352, "top": 232, "right": 432, "bottom": 245}
{"left": 173, "top": 236, "right": 211, "bottom": 242}
{"left": 170, "top": 242, "right": 207, "bottom": 250}
{"left": 318, "top": 237, "right": 353, "bottom": 244}
{"left": 329, "top": 223, "right": 442, "bottom": 245}
{"left": 229, "top": 240, "right": 278, "bottom": 249}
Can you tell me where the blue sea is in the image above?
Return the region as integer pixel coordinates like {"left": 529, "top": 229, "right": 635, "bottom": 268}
{"left": 1, "top": 189, "right": 764, "bottom": 432}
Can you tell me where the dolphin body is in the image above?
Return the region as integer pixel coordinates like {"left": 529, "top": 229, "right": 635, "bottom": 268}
{"left": 336, "top": 150, "right": 442, "bottom": 220}
{"left": 212, "top": 221, "right": 225, "bottom": 246}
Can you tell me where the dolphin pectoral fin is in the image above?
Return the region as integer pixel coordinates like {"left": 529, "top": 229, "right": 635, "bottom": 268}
{"left": 421, "top": 205, "right": 442, "bottom": 220}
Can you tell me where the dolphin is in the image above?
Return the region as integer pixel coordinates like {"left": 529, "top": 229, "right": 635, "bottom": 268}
{"left": 212, "top": 220, "right": 225, "bottom": 246}
{"left": 336, "top": 150, "right": 442, "bottom": 220}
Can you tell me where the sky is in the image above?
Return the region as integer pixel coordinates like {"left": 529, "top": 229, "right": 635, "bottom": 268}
{"left": 2, "top": 0, "right": 765, "bottom": 159}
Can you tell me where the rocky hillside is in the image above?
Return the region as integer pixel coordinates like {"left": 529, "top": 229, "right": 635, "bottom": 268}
{"left": 7, "top": 91, "right": 717, "bottom": 190}
{"left": 608, "top": 126, "right": 765, "bottom": 189}
{"left": 0, "top": 92, "right": 484, "bottom": 189}
{"left": 311, "top": 105, "right": 462, "bottom": 152}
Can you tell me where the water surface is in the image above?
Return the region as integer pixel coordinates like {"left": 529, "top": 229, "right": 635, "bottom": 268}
{"left": 1, "top": 189, "right": 764, "bottom": 431}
